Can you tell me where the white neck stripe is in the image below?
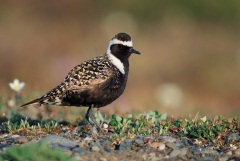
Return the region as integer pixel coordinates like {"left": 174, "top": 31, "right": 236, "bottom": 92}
{"left": 107, "top": 53, "right": 125, "bottom": 74}
{"left": 106, "top": 38, "right": 132, "bottom": 75}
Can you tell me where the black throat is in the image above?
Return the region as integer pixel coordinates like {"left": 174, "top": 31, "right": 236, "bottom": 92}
{"left": 109, "top": 44, "right": 131, "bottom": 74}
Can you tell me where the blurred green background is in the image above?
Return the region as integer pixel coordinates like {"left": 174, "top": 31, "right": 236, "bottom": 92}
{"left": 1, "top": 0, "right": 240, "bottom": 119}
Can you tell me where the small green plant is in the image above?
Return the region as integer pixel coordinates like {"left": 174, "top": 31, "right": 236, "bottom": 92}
{"left": 0, "top": 142, "right": 75, "bottom": 161}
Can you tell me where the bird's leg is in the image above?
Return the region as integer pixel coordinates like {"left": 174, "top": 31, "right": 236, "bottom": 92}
{"left": 85, "top": 106, "right": 93, "bottom": 125}
{"left": 85, "top": 105, "right": 104, "bottom": 134}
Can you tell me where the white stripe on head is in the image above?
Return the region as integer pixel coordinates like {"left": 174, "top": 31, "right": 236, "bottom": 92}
{"left": 109, "top": 38, "right": 133, "bottom": 47}
{"left": 106, "top": 38, "right": 133, "bottom": 55}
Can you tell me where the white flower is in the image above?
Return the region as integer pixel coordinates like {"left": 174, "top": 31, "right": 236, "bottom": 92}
{"left": 200, "top": 116, "right": 207, "bottom": 122}
{"left": 7, "top": 99, "right": 15, "bottom": 107}
{"left": 102, "top": 123, "right": 108, "bottom": 129}
{"left": 9, "top": 79, "right": 25, "bottom": 93}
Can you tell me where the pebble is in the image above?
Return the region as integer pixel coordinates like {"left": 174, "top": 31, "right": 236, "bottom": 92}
{"left": 202, "top": 157, "right": 213, "bottom": 161}
{"left": 149, "top": 156, "right": 159, "bottom": 161}
{"left": 103, "top": 146, "right": 110, "bottom": 152}
{"left": 200, "top": 148, "right": 218, "bottom": 156}
{"left": 160, "top": 136, "right": 184, "bottom": 150}
{"left": 0, "top": 144, "right": 8, "bottom": 150}
{"left": 157, "top": 143, "right": 166, "bottom": 151}
{"left": 0, "top": 134, "right": 238, "bottom": 160}
{"left": 14, "top": 136, "right": 28, "bottom": 144}
{"left": 39, "top": 134, "right": 78, "bottom": 151}
{"left": 72, "top": 147, "right": 88, "bottom": 154}
{"left": 226, "top": 150, "right": 233, "bottom": 156}
{"left": 99, "top": 157, "right": 107, "bottom": 161}
{"left": 119, "top": 138, "right": 134, "bottom": 151}
{"left": 169, "top": 148, "right": 187, "bottom": 157}
{"left": 181, "top": 137, "right": 191, "bottom": 146}
{"left": 225, "top": 133, "right": 240, "bottom": 144}
{"left": 74, "top": 155, "right": 85, "bottom": 161}
{"left": 134, "top": 139, "right": 144, "bottom": 146}
{"left": 159, "top": 136, "right": 177, "bottom": 142}
{"left": 235, "top": 148, "right": 240, "bottom": 158}
{"left": 91, "top": 145, "right": 100, "bottom": 152}
{"left": 94, "top": 141, "right": 101, "bottom": 147}
{"left": 83, "top": 137, "right": 93, "bottom": 144}
{"left": 166, "top": 142, "right": 181, "bottom": 150}
{"left": 11, "top": 134, "right": 20, "bottom": 138}
{"left": 218, "top": 156, "right": 228, "bottom": 161}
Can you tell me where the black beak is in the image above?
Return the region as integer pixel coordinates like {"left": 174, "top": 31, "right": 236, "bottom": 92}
{"left": 129, "top": 48, "right": 141, "bottom": 55}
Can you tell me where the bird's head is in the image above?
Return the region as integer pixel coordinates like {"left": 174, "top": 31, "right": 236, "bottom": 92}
{"left": 107, "top": 33, "right": 140, "bottom": 60}
{"left": 106, "top": 33, "right": 140, "bottom": 75}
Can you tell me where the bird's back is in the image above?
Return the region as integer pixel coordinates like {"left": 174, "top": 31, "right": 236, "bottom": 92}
{"left": 21, "top": 54, "right": 128, "bottom": 108}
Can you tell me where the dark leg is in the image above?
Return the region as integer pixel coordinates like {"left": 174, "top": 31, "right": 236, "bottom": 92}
{"left": 85, "top": 105, "right": 104, "bottom": 133}
{"left": 85, "top": 106, "right": 93, "bottom": 124}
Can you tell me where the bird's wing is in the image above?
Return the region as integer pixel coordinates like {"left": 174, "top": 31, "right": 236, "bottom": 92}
{"left": 61, "top": 62, "right": 114, "bottom": 106}
{"left": 20, "top": 55, "right": 113, "bottom": 107}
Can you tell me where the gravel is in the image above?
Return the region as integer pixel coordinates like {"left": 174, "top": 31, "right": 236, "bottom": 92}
{"left": 0, "top": 133, "right": 239, "bottom": 160}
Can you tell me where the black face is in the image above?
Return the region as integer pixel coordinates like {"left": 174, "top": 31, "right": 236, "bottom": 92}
{"left": 110, "top": 44, "right": 140, "bottom": 61}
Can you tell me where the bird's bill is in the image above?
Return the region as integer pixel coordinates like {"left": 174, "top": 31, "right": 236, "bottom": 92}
{"left": 129, "top": 48, "right": 141, "bottom": 54}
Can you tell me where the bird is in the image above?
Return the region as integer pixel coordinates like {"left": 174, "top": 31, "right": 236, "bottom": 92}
{"left": 20, "top": 33, "right": 140, "bottom": 132}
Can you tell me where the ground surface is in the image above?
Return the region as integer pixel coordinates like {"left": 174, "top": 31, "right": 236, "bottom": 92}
{"left": 0, "top": 116, "right": 239, "bottom": 161}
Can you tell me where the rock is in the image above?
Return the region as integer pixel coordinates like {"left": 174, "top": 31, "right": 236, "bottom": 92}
{"left": 157, "top": 143, "right": 166, "bottom": 151}
{"left": 91, "top": 145, "right": 100, "bottom": 152}
{"left": 166, "top": 140, "right": 184, "bottom": 150}
{"left": 132, "top": 135, "right": 145, "bottom": 149}
{"left": 0, "top": 144, "right": 8, "bottom": 150}
{"left": 149, "top": 142, "right": 164, "bottom": 149}
{"left": 189, "top": 146, "right": 200, "bottom": 154}
{"left": 39, "top": 134, "right": 78, "bottom": 151}
{"left": 148, "top": 152, "right": 156, "bottom": 157}
{"left": 225, "top": 133, "right": 240, "bottom": 144}
{"left": 72, "top": 147, "right": 88, "bottom": 154}
{"left": 74, "top": 155, "right": 85, "bottom": 161}
{"left": 200, "top": 148, "right": 219, "bottom": 156}
{"left": 11, "top": 134, "right": 20, "bottom": 138}
{"left": 134, "top": 135, "right": 145, "bottom": 141}
{"left": 94, "top": 141, "right": 101, "bottom": 147}
{"left": 235, "top": 148, "right": 240, "bottom": 158}
{"left": 144, "top": 136, "right": 154, "bottom": 144}
{"left": 103, "top": 146, "right": 110, "bottom": 152}
{"left": 181, "top": 137, "right": 191, "bottom": 146}
{"left": 166, "top": 142, "right": 179, "bottom": 150}
{"left": 202, "top": 157, "right": 213, "bottom": 161}
{"left": 169, "top": 148, "right": 187, "bottom": 157}
{"left": 14, "top": 136, "right": 28, "bottom": 144}
{"left": 83, "top": 137, "right": 93, "bottom": 144}
{"left": 218, "top": 156, "right": 228, "bottom": 161}
{"left": 134, "top": 139, "right": 144, "bottom": 146}
{"left": 141, "top": 154, "right": 147, "bottom": 160}
{"left": 159, "top": 136, "right": 177, "bottom": 142}
{"left": 99, "top": 157, "right": 108, "bottom": 161}
{"left": 160, "top": 136, "right": 184, "bottom": 150}
{"left": 226, "top": 150, "right": 233, "bottom": 156}
{"left": 118, "top": 138, "right": 134, "bottom": 151}
{"left": 132, "top": 137, "right": 145, "bottom": 150}
{"left": 149, "top": 156, "right": 159, "bottom": 161}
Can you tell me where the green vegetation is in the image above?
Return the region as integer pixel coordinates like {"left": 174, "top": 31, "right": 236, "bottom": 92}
{"left": 1, "top": 111, "right": 239, "bottom": 149}
{"left": 0, "top": 142, "right": 75, "bottom": 161}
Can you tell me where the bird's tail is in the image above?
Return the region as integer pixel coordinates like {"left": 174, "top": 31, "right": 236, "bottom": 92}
{"left": 20, "top": 98, "right": 45, "bottom": 108}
